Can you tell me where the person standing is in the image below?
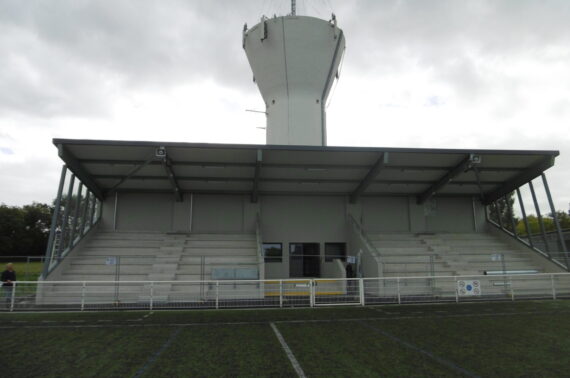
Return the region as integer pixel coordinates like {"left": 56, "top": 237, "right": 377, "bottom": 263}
{"left": 345, "top": 263, "right": 355, "bottom": 295}
{"left": 1, "top": 263, "right": 16, "bottom": 308}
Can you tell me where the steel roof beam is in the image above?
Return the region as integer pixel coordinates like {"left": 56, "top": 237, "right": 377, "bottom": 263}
{"left": 483, "top": 156, "right": 555, "bottom": 205}
{"left": 105, "top": 152, "right": 156, "bottom": 197}
{"left": 251, "top": 150, "right": 263, "bottom": 203}
{"left": 350, "top": 152, "right": 388, "bottom": 203}
{"left": 161, "top": 155, "right": 183, "bottom": 202}
{"left": 78, "top": 159, "right": 526, "bottom": 173}
{"left": 91, "top": 174, "right": 505, "bottom": 186}
{"left": 417, "top": 155, "right": 472, "bottom": 205}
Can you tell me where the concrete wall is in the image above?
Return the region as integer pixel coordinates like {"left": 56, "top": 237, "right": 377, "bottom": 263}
{"left": 261, "top": 195, "right": 347, "bottom": 279}
{"left": 97, "top": 192, "right": 487, "bottom": 279}
{"left": 354, "top": 196, "right": 486, "bottom": 234}
{"left": 100, "top": 192, "right": 258, "bottom": 234}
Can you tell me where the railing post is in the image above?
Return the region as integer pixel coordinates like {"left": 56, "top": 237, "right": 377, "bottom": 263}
{"left": 396, "top": 277, "right": 401, "bottom": 305}
{"left": 359, "top": 278, "right": 365, "bottom": 306}
{"left": 10, "top": 282, "right": 16, "bottom": 312}
{"left": 510, "top": 277, "right": 515, "bottom": 301}
{"left": 309, "top": 280, "right": 315, "bottom": 307}
{"left": 81, "top": 281, "right": 86, "bottom": 311}
{"left": 215, "top": 281, "right": 219, "bottom": 309}
{"left": 551, "top": 274, "right": 556, "bottom": 300}
{"left": 150, "top": 282, "right": 154, "bottom": 311}
{"left": 454, "top": 276, "right": 459, "bottom": 303}
{"left": 279, "top": 280, "right": 283, "bottom": 308}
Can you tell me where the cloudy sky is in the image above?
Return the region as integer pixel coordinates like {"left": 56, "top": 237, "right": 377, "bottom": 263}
{"left": 0, "top": 0, "right": 568, "bottom": 214}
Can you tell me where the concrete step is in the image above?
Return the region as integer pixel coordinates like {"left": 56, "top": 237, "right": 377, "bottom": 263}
{"left": 188, "top": 234, "right": 256, "bottom": 241}
{"left": 185, "top": 240, "right": 256, "bottom": 248}
{"left": 183, "top": 247, "right": 257, "bottom": 255}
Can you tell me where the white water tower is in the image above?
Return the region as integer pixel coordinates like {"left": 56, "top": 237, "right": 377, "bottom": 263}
{"left": 243, "top": 3, "right": 345, "bottom": 146}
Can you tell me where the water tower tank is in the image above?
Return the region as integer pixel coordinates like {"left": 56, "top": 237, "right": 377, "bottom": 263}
{"left": 243, "top": 13, "right": 345, "bottom": 146}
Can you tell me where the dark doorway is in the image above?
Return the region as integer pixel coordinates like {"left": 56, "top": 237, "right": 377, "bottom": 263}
{"left": 290, "top": 243, "right": 321, "bottom": 278}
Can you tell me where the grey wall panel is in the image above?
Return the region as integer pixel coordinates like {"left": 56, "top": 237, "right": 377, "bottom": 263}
{"left": 192, "top": 195, "right": 245, "bottom": 233}
{"left": 116, "top": 193, "right": 173, "bottom": 231}
{"left": 426, "top": 197, "right": 475, "bottom": 232}
{"left": 172, "top": 195, "right": 191, "bottom": 232}
{"left": 361, "top": 197, "right": 409, "bottom": 232}
{"left": 261, "top": 195, "right": 347, "bottom": 278}
{"left": 99, "top": 195, "right": 116, "bottom": 230}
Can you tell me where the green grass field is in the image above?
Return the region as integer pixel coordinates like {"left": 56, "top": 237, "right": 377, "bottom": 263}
{"left": 1, "top": 300, "right": 570, "bottom": 377}
{"left": 0, "top": 260, "right": 43, "bottom": 282}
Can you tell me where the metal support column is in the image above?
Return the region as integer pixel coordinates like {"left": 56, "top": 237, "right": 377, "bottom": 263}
{"left": 495, "top": 200, "right": 504, "bottom": 229}
{"left": 68, "top": 183, "right": 83, "bottom": 248}
{"left": 542, "top": 173, "right": 570, "bottom": 269}
{"left": 505, "top": 195, "right": 518, "bottom": 237}
{"left": 89, "top": 196, "right": 97, "bottom": 228}
{"left": 529, "top": 181, "right": 550, "bottom": 255}
{"left": 516, "top": 188, "right": 534, "bottom": 248}
{"left": 57, "top": 174, "right": 75, "bottom": 258}
{"left": 79, "top": 191, "right": 91, "bottom": 237}
{"left": 43, "top": 165, "right": 67, "bottom": 277}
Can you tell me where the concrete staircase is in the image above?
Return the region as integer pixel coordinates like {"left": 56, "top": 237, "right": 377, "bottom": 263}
{"left": 368, "top": 232, "right": 551, "bottom": 278}
{"left": 40, "top": 231, "right": 260, "bottom": 304}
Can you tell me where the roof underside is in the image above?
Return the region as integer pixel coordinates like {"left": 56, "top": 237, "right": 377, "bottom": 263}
{"left": 53, "top": 139, "right": 558, "bottom": 205}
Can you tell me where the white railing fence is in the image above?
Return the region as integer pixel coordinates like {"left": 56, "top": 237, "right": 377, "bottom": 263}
{"left": 3, "top": 273, "right": 570, "bottom": 312}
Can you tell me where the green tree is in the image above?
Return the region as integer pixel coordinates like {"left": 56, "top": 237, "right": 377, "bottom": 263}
{"left": 0, "top": 202, "right": 53, "bottom": 256}
{"left": 489, "top": 192, "right": 518, "bottom": 232}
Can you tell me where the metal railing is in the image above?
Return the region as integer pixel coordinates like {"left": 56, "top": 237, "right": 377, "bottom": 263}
{"left": 255, "top": 213, "right": 265, "bottom": 280}
{"left": 3, "top": 272, "right": 569, "bottom": 312}
{"left": 347, "top": 214, "right": 383, "bottom": 277}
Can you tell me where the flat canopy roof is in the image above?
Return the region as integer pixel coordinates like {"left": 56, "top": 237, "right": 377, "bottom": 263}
{"left": 53, "top": 138, "right": 558, "bottom": 205}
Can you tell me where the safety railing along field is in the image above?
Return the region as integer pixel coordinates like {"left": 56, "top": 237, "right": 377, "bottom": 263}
{"left": 2, "top": 272, "right": 570, "bottom": 312}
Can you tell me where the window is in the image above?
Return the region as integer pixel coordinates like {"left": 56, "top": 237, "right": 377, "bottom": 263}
{"left": 325, "top": 243, "right": 346, "bottom": 262}
{"left": 262, "top": 243, "right": 282, "bottom": 263}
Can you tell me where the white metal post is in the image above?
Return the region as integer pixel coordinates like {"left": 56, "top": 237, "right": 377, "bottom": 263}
{"left": 396, "top": 278, "right": 401, "bottom": 305}
{"left": 551, "top": 274, "right": 557, "bottom": 300}
{"left": 215, "top": 281, "right": 219, "bottom": 309}
{"left": 309, "top": 280, "right": 315, "bottom": 307}
{"left": 10, "top": 282, "right": 16, "bottom": 312}
{"left": 454, "top": 277, "right": 459, "bottom": 303}
{"left": 279, "top": 280, "right": 283, "bottom": 308}
{"left": 150, "top": 282, "right": 154, "bottom": 311}
{"left": 359, "top": 278, "right": 365, "bottom": 306}
{"left": 510, "top": 277, "right": 515, "bottom": 301}
{"left": 81, "top": 282, "right": 86, "bottom": 311}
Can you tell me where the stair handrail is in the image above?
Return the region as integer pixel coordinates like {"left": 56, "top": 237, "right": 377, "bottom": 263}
{"left": 348, "top": 214, "right": 382, "bottom": 258}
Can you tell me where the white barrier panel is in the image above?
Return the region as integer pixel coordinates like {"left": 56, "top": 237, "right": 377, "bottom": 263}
{"left": 3, "top": 273, "right": 570, "bottom": 312}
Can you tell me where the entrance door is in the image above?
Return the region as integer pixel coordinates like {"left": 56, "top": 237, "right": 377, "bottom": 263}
{"left": 289, "top": 243, "right": 321, "bottom": 278}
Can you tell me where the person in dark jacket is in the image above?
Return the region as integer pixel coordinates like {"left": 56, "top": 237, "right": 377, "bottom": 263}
{"left": 345, "top": 263, "right": 356, "bottom": 294}
{"left": 1, "top": 263, "right": 16, "bottom": 306}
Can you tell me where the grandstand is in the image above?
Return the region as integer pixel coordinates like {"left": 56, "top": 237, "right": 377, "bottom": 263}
{"left": 32, "top": 5, "right": 568, "bottom": 309}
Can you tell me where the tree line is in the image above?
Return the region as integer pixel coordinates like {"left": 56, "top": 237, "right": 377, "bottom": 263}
{"left": 0, "top": 203, "right": 53, "bottom": 257}
{"left": 487, "top": 195, "right": 570, "bottom": 236}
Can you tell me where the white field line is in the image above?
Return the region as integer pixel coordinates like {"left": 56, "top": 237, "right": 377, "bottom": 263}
{"left": 270, "top": 322, "right": 306, "bottom": 378}
{"left": 0, "top": 310, "right": 568, "bottom": 329}
{"left": 359, "top": 321, "right": 479, "bottom": 378}
{"left": 133, "top": 327, "right": 182, "bottom": 378}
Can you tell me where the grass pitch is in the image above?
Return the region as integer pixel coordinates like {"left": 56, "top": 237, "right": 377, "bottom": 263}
{"left": 1, "top": 300, "right": 569, "bottom": 377}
